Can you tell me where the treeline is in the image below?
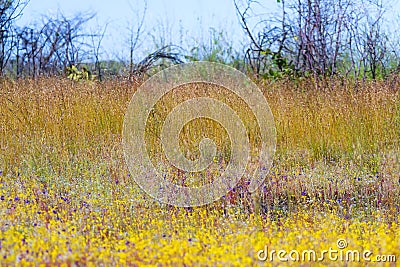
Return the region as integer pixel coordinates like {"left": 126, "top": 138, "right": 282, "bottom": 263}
{"left": 1, "top": 0, "right": 400, "bottom": 84}
{"left": 235, "top": 0, "right": 400, "bottom": 84}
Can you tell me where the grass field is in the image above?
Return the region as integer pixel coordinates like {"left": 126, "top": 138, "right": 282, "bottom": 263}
{"left": 0, "top": 77, "right": 399, "bottom": 266}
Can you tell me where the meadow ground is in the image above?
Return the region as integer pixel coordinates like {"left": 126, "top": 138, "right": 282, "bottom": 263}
{"left": 0, "top": 77, "right": 399, "bottom": 266}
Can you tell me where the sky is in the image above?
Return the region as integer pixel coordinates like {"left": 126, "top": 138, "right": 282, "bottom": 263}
{"left": 16, "top": 0, "right": 400, "bottom": 61}
{"left": 17, "top": 0, "right": 279, "bottom": 60}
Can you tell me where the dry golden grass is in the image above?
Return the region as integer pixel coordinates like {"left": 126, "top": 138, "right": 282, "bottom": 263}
{"left": 1, "top": 77, "right": 398, "bottom": 212}
{"left": 0, "top": 77, "right": 399, "bottom": 265}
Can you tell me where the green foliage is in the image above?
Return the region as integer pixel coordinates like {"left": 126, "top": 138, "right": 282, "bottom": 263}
{"left": 66, "top": 65, "right": 96, "bottom": 82}
{"left": 184, "top": 28, "right": 244, "bottom": 70}
{"left": 260, "top": 48, "right": 296, "bottom": 80}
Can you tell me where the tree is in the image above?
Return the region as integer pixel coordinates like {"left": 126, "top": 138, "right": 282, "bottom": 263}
{"left": 14, "top": 11, "right": 95, "bottom": 77}
{"left": 91, "top": 21, "right": 109, "bottom": 81}
{"left": 127, "top": 0, "right": 147, "bottom": 81}
{"left": 234, "top": 0, "right": 393, "bottom": 84}
{"left": 0, "top": 0, "right": 28, "bottom": 76}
